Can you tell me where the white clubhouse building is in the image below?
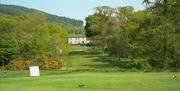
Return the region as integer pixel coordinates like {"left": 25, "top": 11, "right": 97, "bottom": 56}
{"left": 68, "top": 34, "right": 90, "bottom": 45}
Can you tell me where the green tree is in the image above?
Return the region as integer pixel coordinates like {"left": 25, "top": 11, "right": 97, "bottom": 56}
{"left": 30, "top": 27, "right": 51, "bottom": 60}
{"left": 133, "top": 12, "right": 180, "bottom": 69}
{"left": 0, "top": 16, "right": 20, "bottom": 66}
{"left": 47, "top": 23, "right": 68, "bottom": 58}
{"left": 107, "top": 7, "right": 144, "bottom": 58}
{"left": 29, "top": 23, "right": 68, "bottom": 60}
{"left": 85, "top": 6, "right": 114, "bottom": 54}
{"left": 140, "top": 0, "right": 180, "bottom": 69}
{"left": 143, "top": 0, "right": 177, "bottom": 15}
{"left": 0, "top": 16, "right": 17, "bottom": 32}
{"left": 15, "top": 12, "right": 47, "bottom": 59}
{"left": 0, "top": 12, "right": 69, "bottom": 66}
{"left": 0, "top": 33, "right": 19, "bottom": 67}
{"left": 107, "top": 30, "right": 130, "bottom": 61}
{"left": 85, "top": 14, "right": 100, "bottom": 37}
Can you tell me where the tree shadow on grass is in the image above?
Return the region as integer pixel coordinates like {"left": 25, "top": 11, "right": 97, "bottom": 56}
{"left": 69, "top": 51, "right": 87, "bottom": 56}
{"left": 69, "top": 50, "right": 101, "bottom": 57}
{"left": 83, "top": 56, "right": 133, "bottom": 69}
{"left": 69, "top": 48, "right": 133, "bottom": 70}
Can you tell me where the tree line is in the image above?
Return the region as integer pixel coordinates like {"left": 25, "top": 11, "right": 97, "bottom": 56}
{"left": 85, "top": 0, "right": 180, "bottom": 70}
{"left": 0, "top": 12, "right": 70, "bottom": 68}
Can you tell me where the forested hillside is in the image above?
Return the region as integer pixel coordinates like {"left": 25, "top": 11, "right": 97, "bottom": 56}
{"left": 0, "top": 4, "right": 83, "bottom": 27}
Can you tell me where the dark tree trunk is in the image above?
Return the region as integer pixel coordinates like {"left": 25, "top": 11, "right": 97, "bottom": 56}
{"left": 163, "top": 0, "right": 168, "bottom": 15}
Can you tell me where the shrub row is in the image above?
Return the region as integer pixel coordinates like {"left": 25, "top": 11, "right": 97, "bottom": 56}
{"left": 40, "top": 59, "right": 64, "bottom": 70}
{"left": 8, "top": 58, "right": 64, "bottom": 70}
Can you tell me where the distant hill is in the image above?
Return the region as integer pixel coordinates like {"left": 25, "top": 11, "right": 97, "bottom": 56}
{"left": 0, "top": 4, "right": 83, "bottom": 27}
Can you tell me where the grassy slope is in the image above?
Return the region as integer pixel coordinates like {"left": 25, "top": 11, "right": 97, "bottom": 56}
{"left": 64, "top": 46, "right": 129, "bottom": 71}
{"left": 0, "top": 46, "right": 180, "bottom": 91}
{"left": 0, "top": 71, "right": 180, "bottom": 91}
{"left": 64, "top": 46, "right": 180, "bottom": 72}
{"left": 65, "top": 46, "right": 106, "bottom": 69}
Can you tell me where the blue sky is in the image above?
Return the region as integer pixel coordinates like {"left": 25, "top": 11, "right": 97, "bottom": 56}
{"left": 0, "top": 0, "right": 145, "bottom": 22}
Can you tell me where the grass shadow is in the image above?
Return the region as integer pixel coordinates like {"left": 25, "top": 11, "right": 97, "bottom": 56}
{"left": 68, "top": 47, "right": 133, "bottom": 70}
{"left": 69, "top": 50, "right": 101, "bottom": 57}
{"left": 69, "top": 51, "right": 87, "bottom": 56}
{"left": 83, "top": 56, "right": 133, "bottom": 69}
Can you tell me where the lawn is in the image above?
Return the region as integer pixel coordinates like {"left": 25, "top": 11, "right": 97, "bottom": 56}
{"left": 0, "top": 46, "right": 180, "bottom": 91}
{"left": 0, "top": 71, "right": 180, "bottom": 91}
{"left": 64, "top": 46, "right": 133, "bottom": 71}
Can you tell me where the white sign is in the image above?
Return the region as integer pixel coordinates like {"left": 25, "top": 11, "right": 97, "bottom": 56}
{"left": 29, "top": 66, "right": 40, "bottom": 77}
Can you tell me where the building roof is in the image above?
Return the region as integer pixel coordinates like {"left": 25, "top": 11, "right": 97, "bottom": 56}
{"left": 68, "top": 34, "right": 85, "bottom": 38}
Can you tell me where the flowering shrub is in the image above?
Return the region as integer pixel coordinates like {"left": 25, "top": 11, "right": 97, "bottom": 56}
{"left": 8, "top": 58, "right": 64, "bottom": 70}
{"left": 9, "top": 58, "right": 33, "bottom": 70}
{"left": 40, "top": 59, "right": 64, "bottom": 70}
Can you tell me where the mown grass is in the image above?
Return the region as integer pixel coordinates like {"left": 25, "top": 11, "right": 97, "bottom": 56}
{"left": 0, "top": 45, "right": 179, "bottom": 91}
{"left": 0, "top": 71, "right": 180, "bottom": 91}
{"left": 64, "top": 45, "right": 129, "bottom": 71}
{"left": 64, "top": 46, "right": 176, "bottom": 72}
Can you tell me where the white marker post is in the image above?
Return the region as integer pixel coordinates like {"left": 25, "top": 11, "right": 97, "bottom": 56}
{"left": 29, "top": 66, "right": 40, "bottom": 77}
